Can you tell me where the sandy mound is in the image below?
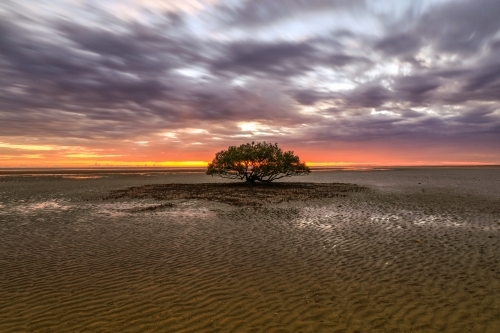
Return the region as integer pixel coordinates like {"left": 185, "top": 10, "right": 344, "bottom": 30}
{"left": 103, "top": 182, "right": 367, "bottom": 206}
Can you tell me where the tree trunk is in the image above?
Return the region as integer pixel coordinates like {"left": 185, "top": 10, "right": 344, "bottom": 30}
{"left": 245, "top": 174, "right": 257, "bottom": 185}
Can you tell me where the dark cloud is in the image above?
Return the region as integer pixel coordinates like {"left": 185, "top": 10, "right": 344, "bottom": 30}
{"left": 343, "top": 84, "right": 392, "bottom": 108}
{"left": 292, "top": 90, "right": 332, "bottom": 105}
{"left": 327, "top": 53, "right": 372, "bottom": 67}
{"left": 375, "top": 33, "right": 422, "bottom": 57}
{"left": 450, "top": 106, "right": 497, "bottom": 124}
{"left": 490, "top": 39, "right": 500, "bottom": 50}
{"left": 393, "top": 75, "right": 441, "bottom": 103}
{"left": 210, "top": 39, "right": 372, "bottom": 78}
{"left": 211, "top": 41, "right": 316, "bottom": 77}
{"left": 462, "top": 63, "right": 500, "bottom": 92}
{"left": 417, "top": 0, "right": 500, "bottom": 54}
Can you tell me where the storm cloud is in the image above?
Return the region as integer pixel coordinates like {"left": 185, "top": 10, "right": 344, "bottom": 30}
{"left": 0, "top": 0, "right": 499, "bottom": 166}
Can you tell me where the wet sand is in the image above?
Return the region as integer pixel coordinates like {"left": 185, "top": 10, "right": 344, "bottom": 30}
{"left": 104, "top": 182, "right": 367, "bottom": 206}
{"left": 1, "top": 169, "right": 499, "bottom": 332}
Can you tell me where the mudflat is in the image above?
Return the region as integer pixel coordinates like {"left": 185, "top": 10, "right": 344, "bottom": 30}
{"left": 104, "top": 182, "right": 367, "bottom": 206}
{"left": 1, "top": 169, "right": 499, "bottom": 332}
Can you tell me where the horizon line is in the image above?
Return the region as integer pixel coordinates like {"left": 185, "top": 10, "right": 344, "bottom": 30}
{"left": 0, "top": 163, "right": 498, "bottom": 172}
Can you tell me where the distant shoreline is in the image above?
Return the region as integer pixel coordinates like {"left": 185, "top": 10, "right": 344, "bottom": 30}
{"left": 0, "top": 168, "right": 207, "bottom": 175}
{"left": 0, "top": 165, "right": 499, "bottom": 175}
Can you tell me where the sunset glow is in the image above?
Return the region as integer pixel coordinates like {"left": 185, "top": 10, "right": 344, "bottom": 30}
{"left": 1, "top": 1, "right": 499, "bottom": 167}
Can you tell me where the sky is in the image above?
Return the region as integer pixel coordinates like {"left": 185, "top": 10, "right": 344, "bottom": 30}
{"left": 1, "top": 0, "right": 499, "bottom": 167}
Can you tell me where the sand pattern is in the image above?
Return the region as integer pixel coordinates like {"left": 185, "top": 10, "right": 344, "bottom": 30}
{"left": 1, "top": 172, "right": 499, "bottom": 332}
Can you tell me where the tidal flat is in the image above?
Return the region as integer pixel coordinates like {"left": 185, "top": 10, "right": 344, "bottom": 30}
{"left": 1, "top": 168, "right": 499, "bottom": 332}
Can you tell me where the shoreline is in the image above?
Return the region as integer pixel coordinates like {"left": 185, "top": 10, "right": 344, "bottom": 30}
{"left": 1, "top": 164, "right": 499, "bottom": 175}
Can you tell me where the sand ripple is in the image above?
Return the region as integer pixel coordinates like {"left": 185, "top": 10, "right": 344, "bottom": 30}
{"left": 1, "top": 180, "right": 499, "bottom": 332}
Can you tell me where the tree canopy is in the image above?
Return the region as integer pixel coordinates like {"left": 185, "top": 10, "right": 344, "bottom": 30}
{"left": 206, "top": 142, "right": 310, "bottom": 183}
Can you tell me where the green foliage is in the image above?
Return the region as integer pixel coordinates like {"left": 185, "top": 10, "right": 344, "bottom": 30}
{"left": 206, "top": 142, "right": 310, "bottom": 183}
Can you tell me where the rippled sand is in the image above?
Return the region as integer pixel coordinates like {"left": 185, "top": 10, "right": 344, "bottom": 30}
{"left": 1, "top": 169, "right": 499, "bottom": 332}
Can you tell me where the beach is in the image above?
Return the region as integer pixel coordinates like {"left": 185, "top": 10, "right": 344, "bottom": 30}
{"left": 1, "top": 168, "right": 499, "bottom": 332}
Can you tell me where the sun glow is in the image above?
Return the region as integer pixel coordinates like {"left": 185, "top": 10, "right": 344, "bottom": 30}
{"left": 0, "top": 142, "right": 55, "bottom": 151}
{"left": 64, "top": 153, "right": 124, "bottom": 158}
{"left": 306, "top": 162, "right": 365, "bottom": 167}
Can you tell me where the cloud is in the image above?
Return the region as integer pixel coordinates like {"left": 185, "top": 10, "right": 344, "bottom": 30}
{"left": 292, "top": 90, "right": 332, "bottom": 106}
{"left": 216, "top": 0, "right": 365, "bottom": 27}
{"left": 393, "top": 75, "right": 441, "bottom": 103}
{"left": 417, "top": 0, "right": 500, "bottom": 54}
{"left": 462, "top": 63, "right": 500, "bottom": 93}
{"left": 343, "top": 84, "right": 392, "bottom": 108}
{"left": 0, "top": 0, "right": 499, "bottom": 164}
{"left": 211, "top": 41, "right": 316, "bottom": 77}
{"left": 375, "top": 33, "right": 422, "bottom": 57}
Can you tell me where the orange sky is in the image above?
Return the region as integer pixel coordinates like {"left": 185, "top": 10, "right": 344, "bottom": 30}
{"left": 1, "top": 141, "right": 497, "bottom": 168}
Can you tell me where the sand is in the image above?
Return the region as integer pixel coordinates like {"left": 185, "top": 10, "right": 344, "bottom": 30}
{"left": 0, "top": 169, "right": 499, "bottom": 332}
{"left": 103, "top": 182, "right": 367, "bottom": 206}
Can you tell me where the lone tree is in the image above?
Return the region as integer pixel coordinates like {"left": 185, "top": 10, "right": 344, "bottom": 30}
{"left": 206, "top": 142, "right": 310, "bottom": 184}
